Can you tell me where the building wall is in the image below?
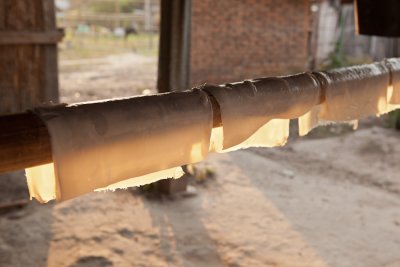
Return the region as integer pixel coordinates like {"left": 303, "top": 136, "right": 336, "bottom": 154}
{"left": 190, "top": 0, "right": 311, "bottom": 86}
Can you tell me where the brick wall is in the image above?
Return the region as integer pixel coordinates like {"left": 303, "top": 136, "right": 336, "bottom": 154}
{"left": 190, "top": 0, "right": 311, "bottom": 86}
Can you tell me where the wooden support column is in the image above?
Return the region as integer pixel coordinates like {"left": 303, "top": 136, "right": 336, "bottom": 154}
{"left": 0, "top": 0, "right": 61, "bottom": 115}
{"left": 157, "top": 0, "right": 192, "bottom": 193}
{"left": 42, "top": 0, "right": 60, "bottom": 103}
{"left": 0, "top": 0, "right": 61, "bottom": 183}
{"left": 157, "top": 0, "right": 192, "bottom": 93}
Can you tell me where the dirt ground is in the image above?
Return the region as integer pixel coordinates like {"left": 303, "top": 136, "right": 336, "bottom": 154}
{"left": 0, "top": 53, "right": 399, "bottom": 267}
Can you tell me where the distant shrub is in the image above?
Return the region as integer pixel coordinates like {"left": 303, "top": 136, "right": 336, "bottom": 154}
{"left": 388, "top": 110, "right": 400, "bottom": 130}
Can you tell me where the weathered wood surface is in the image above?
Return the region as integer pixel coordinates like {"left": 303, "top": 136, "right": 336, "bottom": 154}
{"left": 0, "top": 0, "right": 60, "bottom": 115}
{"left": 157, "top": 0, "right": 193, "bottom": 193}
{"left": 157, "top": 0, "right": 192, "bottom": 93}
{"left": 0, "top": 30, "right": 64, "bottom": 44}
{"left": 0, "top": 112, "right": 51, "bottom": 174}
{"left": 0, "top": 3, "right": 5, "bottom": 29}
{"left": 42, "top": 0, "right": 60, "bottom": 103}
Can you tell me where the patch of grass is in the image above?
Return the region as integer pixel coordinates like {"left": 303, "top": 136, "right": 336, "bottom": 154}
{"left": 59, "top": 33, "right": 159, "bottom": 60}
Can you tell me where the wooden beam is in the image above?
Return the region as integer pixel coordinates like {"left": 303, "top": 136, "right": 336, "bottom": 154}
{"left": 41, "top": 0, "right": 60, "bottom": 104}
{"left": 0, "top": 112, "right": 52, "bottom": 174}
{"left": 0, "top": 30, "right": 64, "bottom": 45}
{"left": 0, "top": 58, "right": 385, "bottom": 175}
{"left": 0, "top": 94, "right": 220, "bottom": 175}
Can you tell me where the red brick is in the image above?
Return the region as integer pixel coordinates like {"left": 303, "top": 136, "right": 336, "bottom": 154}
{"left": 190, "top": 0, "right": 310, "bottom": 86}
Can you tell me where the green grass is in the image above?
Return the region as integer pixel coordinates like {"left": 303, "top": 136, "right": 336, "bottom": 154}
{"left": 59, "top": 33, "right": 159, "bottom": 60}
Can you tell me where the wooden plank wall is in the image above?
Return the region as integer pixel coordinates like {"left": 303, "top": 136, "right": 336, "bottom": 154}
{"left": 0, "top": 4, "right": 5, "bottom": 29}
{"left": 0, "top": 0, "right": 59, "bottom": 115}
{"left": 42, "top": 0, "right": 59, "bottom": 103}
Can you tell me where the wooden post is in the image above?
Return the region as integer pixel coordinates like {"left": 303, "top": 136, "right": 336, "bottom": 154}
{"left": 42, "top": 0, "right": 60, "bottom": 103}
{"left": 0, "top": 0, "right": 60, "bottom": 115}
{"left": 157, "top": 0, "right": 192, "bottom": 193}
{"left": 0, "top": 0, "right": 61, "bottom": 187}
{"left": 157, "top": 0, "right": 192, "bottom": 93}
